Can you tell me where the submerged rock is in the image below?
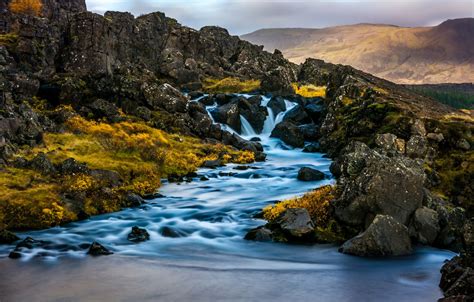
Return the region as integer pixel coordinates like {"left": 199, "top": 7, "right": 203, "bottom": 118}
{"left": 127, "top": 226, "right": 150, "bottom": 243}
{"left": 244, "top": 227, "right": 273, "bottom": 242}
{"left": 87, "top": 242, "right": 113, "bottom": 256}
{"left": 339, "top": 215, "right": 412, "bottom": 257}
{"left": 160, "top": 226, "right": 186, "bottom": 238}
{"left": 8, "top": 237, "right": 47, "bottom": 259}
{"left": 297, "top": 167, "right": 325, "bottom": 181}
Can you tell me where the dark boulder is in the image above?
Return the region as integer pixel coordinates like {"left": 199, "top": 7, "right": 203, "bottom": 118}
{"left": 127, "top": 226, "right": 150, "bottom": 243}
{"left": 406, "top": 135, "right": 428, "bottom": 158}
{"left": 331, "top": 142, "right": 425, "bottom": 227}
{"left": 339, "top": 215, "right": 413, "bottom": 257}
{"left": 298, "top": 124, "right": 319, "bottom": 141}
{"left": 143, "top": 83, "right": 189, "bottom": 113}
{"left": 87, "top": 241, "right": 113, "bottom": 256}
{"left": 271, "top": 121, "right": 305, "bottom": 148}
{"left": 88, "top": 99, "right": 120, "bottom": 121}
{"left": 267, "top": 96, "right": 287, "bottom": 116}
{"left": 244, "top": 227, "right": 273, "bottom": 242}
{"left": 273, "top": 208, "right": 315, "bottom": 240}
{"left": 297, "top": 167, "right": 325, "bottom": 181}
{"left": 125, "top": 193, "right": 145, "bottom": 207}
{"left": 237, "top": 97, "right": 267, "bottom": 133}
{"left": 283, "top": 105, "right": 311, "bottom": 125}
{"left": 211, "top": 101, "right": 241, "bottom": 132}
{"left": 0, "top": 229, "right": 19, "bottom": 244}
{"left": 30, "top": 153, "right": 56, "bottom": 174}
{"left": 303, "top": 143, "right": 323, "bottom": 153}
{"left": 202, "top": 159, "right": 223, "bottom": 169}
{"left": 304, "top": 101, "right": 324, "bottom": 123}
{"left": 409, "top": 207, "right": 440, "bottom": 245}
{"left": 59, "top": 158, "right": 89, "bottom": 175}
{"left": 440, "top": 254, "right": 474, "bottom": 300}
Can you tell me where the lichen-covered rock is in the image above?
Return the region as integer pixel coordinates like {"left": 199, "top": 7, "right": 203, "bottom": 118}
{"left": 339, "top": 215, "right": 413, "bottom": 257}
{"left": 406, "top": 135, "right": 428, "bottom": 158}
{"left": 331, "top": 142, "right": 425, "bottom": 227}
{"left": 143, "top": 83, "right": 189, "bottom": 113}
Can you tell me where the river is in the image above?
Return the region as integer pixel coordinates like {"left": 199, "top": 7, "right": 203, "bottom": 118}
{"left": 0, "top": 94, "right": 454, "bottom": 302}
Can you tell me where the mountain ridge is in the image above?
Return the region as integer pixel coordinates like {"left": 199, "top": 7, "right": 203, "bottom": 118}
{"left": 242, "top": 18, "right": 474, "bottom": 84}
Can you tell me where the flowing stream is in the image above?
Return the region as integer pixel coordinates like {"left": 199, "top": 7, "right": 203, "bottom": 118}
{"left": 0, "top": 94, "right": 455, "bottom": 302}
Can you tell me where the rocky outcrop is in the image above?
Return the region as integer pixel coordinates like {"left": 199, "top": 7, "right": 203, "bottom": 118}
{"left": 331, "top": 141, "right": 425, "bottom": 227}
{"left": 409, "top": 207, "right": 440, "bottom": 245}
{"left": 339, "top": 215, "right": 413, "bottom": 257}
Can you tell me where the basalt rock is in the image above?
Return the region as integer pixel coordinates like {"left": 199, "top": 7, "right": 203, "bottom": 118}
{"left": 331, "top": 142, "right": 425, "bottom": 227}
{"left": 271, "top": 121, "right": 305, "bottom": 148}
{"left": 339, "top": 215, "right": 413, "bottom": 257}
{"left": 267, "top": 96, "right": 287, "bottom": 116}
{"left": 440, "top": 254, "right": 474, "bottom": 301}
{"left": 273, "top": 208, "right": 315, "bottom": 241}
{"left": 297, "top": 167, "right": 325, "bottom": 181}
{"left": 127, "top": 226, "right": 150, "bottom": 243}
{"left": 283, "top": 105, "right": 311, "bottom": 125}
{"left": 409, "top": 207, "right": 440, "bottom": 245}
{"left": 87, "top": 241, "right": 113, "bottom": 256}
{"left": 244, "top": 226, "right": 273, "bottom": 242}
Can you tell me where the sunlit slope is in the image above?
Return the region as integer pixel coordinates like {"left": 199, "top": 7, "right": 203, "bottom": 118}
{"left": 242, "top": 19, "right": 474, "bottom": 84}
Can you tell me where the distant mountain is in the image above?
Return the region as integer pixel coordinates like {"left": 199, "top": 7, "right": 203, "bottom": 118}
{"left": 242, "top": 18, "right": 474, "bottom": 84}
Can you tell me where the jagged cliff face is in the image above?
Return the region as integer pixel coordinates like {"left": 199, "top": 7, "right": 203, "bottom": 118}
{"left": 1, "top": 0, "right": 297, "bottom": 107}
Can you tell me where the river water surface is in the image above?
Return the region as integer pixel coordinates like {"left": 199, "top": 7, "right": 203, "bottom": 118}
{"left": 0, "top": 95, "right": 454, "bottom": 302}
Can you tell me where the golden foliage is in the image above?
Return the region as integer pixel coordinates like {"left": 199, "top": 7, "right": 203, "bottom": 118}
{"left": 263, "top": 185, "right": 336, "bottom": 226}
{"left": 292, "top": 83, "right": 327, "bottom": 98}
{"left": 9, "top": 0, "right": 42, "bottom": 16}
{"left": 203, "top": 77, "right": 261, "bottom": 93}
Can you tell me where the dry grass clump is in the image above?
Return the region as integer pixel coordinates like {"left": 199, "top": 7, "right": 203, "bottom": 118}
{"left": 0, "top": 116, "right": 255, "bottom": 230}
{"left": 291, "top": 83, "right": 327, "bottom": 98}
{"left": 263, "top": 185, "right": 336, "bottom": 226}
{"left": 203, "top": 77, "right": 261, "bottom": 93}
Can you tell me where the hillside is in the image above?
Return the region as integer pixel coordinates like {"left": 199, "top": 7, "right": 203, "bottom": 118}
{"left": 242, "top": 19, "right": 474, "bottom": 84}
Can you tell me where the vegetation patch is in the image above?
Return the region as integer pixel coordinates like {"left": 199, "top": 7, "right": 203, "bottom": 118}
{"left": 0, "top": 115, "right": 254, "bottom": 230}
{"left": 0, "top": 33, "right": 19, "bottom": 50}
{"left": 202, "top": 77, "right": 261, "bottom": 93}
{"left": 291, "top": 83, "right": 327, "bottom": 98}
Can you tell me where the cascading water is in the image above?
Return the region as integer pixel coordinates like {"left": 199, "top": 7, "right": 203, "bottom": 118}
{"left": 0, "top": 93, "right": 454, "bottom": 302}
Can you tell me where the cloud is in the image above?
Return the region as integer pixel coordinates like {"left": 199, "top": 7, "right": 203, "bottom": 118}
{"left": 86, "top": 0, "right": 473, "bottom": 34}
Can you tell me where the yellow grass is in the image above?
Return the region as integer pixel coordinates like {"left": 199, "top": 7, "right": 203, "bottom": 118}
{"left": 292, "top": 83, "right": 327, "bottom": 98}
{"left": 203, "top": 77, "right": 261, "bottom": 93}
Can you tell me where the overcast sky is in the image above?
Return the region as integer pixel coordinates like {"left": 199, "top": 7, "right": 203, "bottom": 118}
{"left": 86, "top": 0, "right": 473, "bottom": 35}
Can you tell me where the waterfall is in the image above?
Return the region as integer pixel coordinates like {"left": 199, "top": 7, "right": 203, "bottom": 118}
{"left": 262, "top": 107, "right": 276, "bottom": 135}
{"left": 240, "top": 115, "right": 257, "bottom": 137}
